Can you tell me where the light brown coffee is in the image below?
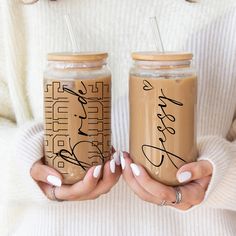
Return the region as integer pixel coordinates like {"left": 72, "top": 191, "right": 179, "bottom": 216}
{"left": 44, "top": 76, "right": 111, "bottom": 184}
{"left": 129, "top": 75, "right": 197, "bottom": 186}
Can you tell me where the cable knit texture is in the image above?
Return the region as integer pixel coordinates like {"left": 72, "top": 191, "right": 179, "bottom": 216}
{"left": 0, "top": 0, "right": 236, "bottom": 235}
{"left": 13, "top": 122, "right": 48, "bottom": 202}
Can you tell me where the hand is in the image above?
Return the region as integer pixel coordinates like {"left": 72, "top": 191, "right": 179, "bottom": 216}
{"left": 30, "top": 152, "right": 121, "bottom": 201}
{"left": 121, "top": 152, "right": 213, "bottom": 210}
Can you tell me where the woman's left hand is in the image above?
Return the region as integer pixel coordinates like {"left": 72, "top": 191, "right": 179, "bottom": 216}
{"left": 121, "top": 152, "right": 213, "bottom": 211}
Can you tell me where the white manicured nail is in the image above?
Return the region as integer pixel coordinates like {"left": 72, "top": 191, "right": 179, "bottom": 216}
{"left": 93, "top": 165, "right": 102, "bottom": 178}
{"left": 177, "top": 171, "right": 192, "bottom": 183}
{"left": 110, "top": 159, "right": 116, "bottom": 173}
{"left": 120, "top": 152, "right": 126, "bottom": 170}
{"left": 113, "top": 151, "right": 121, "bottom": 165}
{"left": 47, "top": 175, "right": 62, "bottom": 187}
{"left": 130, "top": 163, "right": 140, "bottom": 176}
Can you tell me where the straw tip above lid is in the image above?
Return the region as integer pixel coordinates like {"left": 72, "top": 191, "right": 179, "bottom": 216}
{"left": 47, "top": 52, "right": 108, "bottom": 61}
{"left": 131, "top": 51, "right": 193, "bottom": 61}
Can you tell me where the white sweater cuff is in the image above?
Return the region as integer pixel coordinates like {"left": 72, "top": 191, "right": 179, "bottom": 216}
{"left": 196, "top": 135, "right": 236, "bottom": 210}
{"left": 15, "top": 121, "right": 49, "bottom": 203}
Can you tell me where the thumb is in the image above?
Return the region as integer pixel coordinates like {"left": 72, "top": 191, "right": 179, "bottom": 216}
{"left": 30, "top": 160, "right": 63, "bottom": 187}
{"left": 176, "top": 160, "right": 213, "bottom": 183}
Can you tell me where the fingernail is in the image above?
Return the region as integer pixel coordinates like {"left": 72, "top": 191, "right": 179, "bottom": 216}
{"left": 47, "top": 175, "right": 62, "bottom": 187}
{"left": 177, "top": 171, "right": 192, "bottom": 183}
{"left": 130, "top": 163, "right": 140, "bottom": 176}
{"left": 113, "top": 151, "right": 121, "bottom": 165}
{"left": 93, "top": 165, "right": 102, "bottom": 178}
{"left": 120, "top": 152, "right": 126, "bottom": 170}
{"left": 110, "top": 159, "right": 116, "bottom": 173}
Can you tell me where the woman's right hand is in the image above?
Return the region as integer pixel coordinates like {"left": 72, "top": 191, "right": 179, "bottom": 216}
{"left": 30, "top": 152, "right": 121, "bottom": 201}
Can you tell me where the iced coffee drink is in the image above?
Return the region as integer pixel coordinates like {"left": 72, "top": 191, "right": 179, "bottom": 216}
{"left": 129, "top": 52, "right": 197, "bottom": 186}
{"left": 44, "top": 52, "right": 111, "bottom": 184}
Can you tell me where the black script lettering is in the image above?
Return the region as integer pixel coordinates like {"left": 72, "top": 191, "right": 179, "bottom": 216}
{"left": 142, "top": 89, "right": 186, "bottom": 169}
{"left": 63, "top": 81, "right": 88, "bottom": 136}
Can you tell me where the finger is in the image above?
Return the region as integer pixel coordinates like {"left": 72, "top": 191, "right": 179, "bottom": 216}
{"left": 124, "top": 155, "right": 176, "bottom": 202}
{"left": 94, "top": 159, "right": 121, "bottom": 192}
{"left": 79, "top": 159, "right": 122, "bottom": 200}
{"left": 112, "top": 150, "right": 121, "bottom": 166}
{"left": 172, "top": 175, "right": 211, "bottom": 207}
{"left": 176, "top": 160, "right": 213, "bottom": 184}
{"left": 55, "top": 165, "right": 102, "bottom": 201}
{"left": 121, "top": 152, "right": 164, "bottom": 205}
{"left": 172, "top": 202, "right": 193, "bottom": 211}
{"left": 30, "top": 160, "right": 63, "bottom": 187}
{"left": 178, "top": 181, "right": 205, "bottom": 206}
{"left": 37, "top": 182, "right": 56, "bottom": 200}
{"left": 195, "top": 176, "right": 211, "bottom": 190}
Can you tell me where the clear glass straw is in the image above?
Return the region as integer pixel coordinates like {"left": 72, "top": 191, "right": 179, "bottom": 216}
{"left": 150, "top": 16, "right": 165, "bottom": 53}
{"left": 64, "top": 14, "right": 78, "bottom": 52}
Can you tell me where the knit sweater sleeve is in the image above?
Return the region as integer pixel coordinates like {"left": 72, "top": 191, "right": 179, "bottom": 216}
{"left": 196, "top": 134, "right": 236, "bottom": 211}
{"left": 0, "top": 2, "right": 48, "bottom": 203}
{"left": 0, "top": 120, "right": 49, "bottom": 203}
{"left": 172, "top": 7, "right": 236, "bottom": 212}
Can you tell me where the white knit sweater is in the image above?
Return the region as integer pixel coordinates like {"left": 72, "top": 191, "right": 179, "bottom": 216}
{"left": 1, "top": 0, "right": 236, "bottom": 235}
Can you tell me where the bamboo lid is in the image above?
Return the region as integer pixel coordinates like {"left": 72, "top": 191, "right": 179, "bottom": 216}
{"left": 48, "top": 52, "right": 108, "bottom": 61}
{"left": 132, "top": 52, "right": 193, "bottom": 61}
